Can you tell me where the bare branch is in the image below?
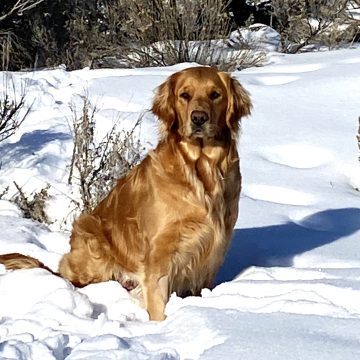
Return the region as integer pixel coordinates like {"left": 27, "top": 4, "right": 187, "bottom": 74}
{"left": 0, "top": 0, "right": 45, "bottom": 22}
{"left": 0, "top": 76, "right": 31, "bottom": 142}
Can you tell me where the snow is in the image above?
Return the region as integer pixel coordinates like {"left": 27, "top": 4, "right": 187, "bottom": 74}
{"left": 1, "top": 46, "right": 360, "bottom": 359}
{"left": 229, "top": 24, "right": 281, "bottom": 52}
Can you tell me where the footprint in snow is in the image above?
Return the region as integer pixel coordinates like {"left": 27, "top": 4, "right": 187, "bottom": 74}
{"left": 336, "top": 57, "right": 360, "bottom": 64}
{"left": 243, "top": 184, "right": 316, "bottom": 206}
{"left": 251, "top": 75, "right": 300, "bottom": 86}
{"left": 261, "top": 143, "right": 333, "bottom": 169}
{"left": 248, "top": 63, "right": 324, "bottom": 86}
{"left": 262, "top": 63, "right": 324, "bottom": 74}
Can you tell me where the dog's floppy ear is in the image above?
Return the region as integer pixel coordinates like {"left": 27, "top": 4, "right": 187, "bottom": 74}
{"left": 152, "top": 74, "right": 178, "bottom": 138}
{"left": 218, "top": 72, "right": 252, "bottom": 134}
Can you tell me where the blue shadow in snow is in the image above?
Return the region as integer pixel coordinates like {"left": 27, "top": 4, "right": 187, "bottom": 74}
{"left": 215, "top": 207, "right": 360, "bottom": 285}
{"left": 0, "top": 129, "right": 71, "bottom": 165}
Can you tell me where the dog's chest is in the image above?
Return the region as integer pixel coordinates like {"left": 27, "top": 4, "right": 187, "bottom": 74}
{"left": 179, "top": 154, "right": 228, "bottom": 247}
{"left": 193, "top": 153, "right": 227, "bottom": 215}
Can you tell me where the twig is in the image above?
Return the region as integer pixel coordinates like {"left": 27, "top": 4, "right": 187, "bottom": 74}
{"left": 0, "top": 0, "right": 45, "bottom": 22}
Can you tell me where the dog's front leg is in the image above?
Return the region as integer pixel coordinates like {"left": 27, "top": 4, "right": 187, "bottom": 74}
{"left": 142, "top": 274, "right": 169, "bottom": 321}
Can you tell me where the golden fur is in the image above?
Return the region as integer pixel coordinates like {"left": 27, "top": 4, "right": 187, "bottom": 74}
{"left": 0, "top": 67, "right": 251, "bottom": 320}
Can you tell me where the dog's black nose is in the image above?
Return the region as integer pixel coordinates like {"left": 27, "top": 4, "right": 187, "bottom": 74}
{"left": 191, "top": 111, "right": 209, "bottom": 126}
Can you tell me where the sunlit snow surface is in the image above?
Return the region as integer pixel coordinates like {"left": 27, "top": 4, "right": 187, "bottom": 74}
{"left": 0, "top": 47, "right": 360, "bottom": 359}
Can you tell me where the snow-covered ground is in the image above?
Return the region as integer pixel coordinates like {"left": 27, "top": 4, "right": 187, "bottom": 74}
{"left": 0, "top": 46, "right": 360, "bottom": 359}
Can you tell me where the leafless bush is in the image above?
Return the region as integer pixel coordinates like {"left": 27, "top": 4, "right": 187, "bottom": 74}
{"left": 68, "top": 96, "right": 143, "bottom": 213}
{"left": 60, "top": 14, "right": 112, "bottom": 70}
{"left": 1, "top": 0, "right": 265, "bottom": 70}
{"left": 13, "top": 181, "right": 51, "bottom": 224}
{"left": 0, "top": 30, "right": 33, "bottom": 71}
{"left": 121, "top": 0, "right": 229, "bottom": 65}
{"left": 34, "top": 2, "right": 125, "bottom": 70}
{"left": 272, "top": 0, "right": 360, "bottom": 52}
{"left": 0, "top": 1, "right": 45, "bottom": 70}
{"left": 0, "top": 75, "right": 31, "bottom": 143}
{"left": 112, "top": 0, "right": 259, "bottom": 70}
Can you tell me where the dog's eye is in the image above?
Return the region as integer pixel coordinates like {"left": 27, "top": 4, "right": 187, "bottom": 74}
{"left": 180, "top": 92, "right": 191, "bottom": 100}
{"left": 209, "top": 91, "right": 220, "bottom": 100}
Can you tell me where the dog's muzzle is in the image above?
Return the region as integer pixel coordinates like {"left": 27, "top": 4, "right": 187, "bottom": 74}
{"left": 191, "top": 110, "right": 209, "bottom": 126}
{"left": 191, "top": 110, "right": 210, "bottom": 137}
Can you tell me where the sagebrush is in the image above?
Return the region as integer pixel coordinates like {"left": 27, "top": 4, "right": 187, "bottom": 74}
{"left": 272, "top": 0, "right": 360, "bottom": 52}
{"left": 68, "top": 96, "right": 143, "bottom": 213}
{"left": 0, "top": 75, "right": 30, "bottom": 143}
{"left": 0, "top": 0, "right": 267, "bottom": 70}
{"left": 13, "top": 182, "right": 51, "bottom": 224}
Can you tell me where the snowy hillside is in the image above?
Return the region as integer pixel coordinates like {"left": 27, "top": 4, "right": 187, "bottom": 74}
{"left": 0, "top": 46, "right": 360, "bottom": 359}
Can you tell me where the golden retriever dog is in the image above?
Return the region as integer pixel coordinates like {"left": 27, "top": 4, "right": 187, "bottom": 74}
{"left": 0, "top": 67, "right": 251, "bottom": 320}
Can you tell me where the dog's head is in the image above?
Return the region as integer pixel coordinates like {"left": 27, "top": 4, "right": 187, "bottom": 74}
{"left": 152, "top": 66, "right": 252, "bottom": 141}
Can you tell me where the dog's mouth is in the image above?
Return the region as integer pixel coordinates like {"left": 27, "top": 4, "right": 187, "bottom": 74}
{"left": 190, "top": 123, "right": 218, "bottom": 140}
{"left": 191, "top": 126, "right": 205, "bottom": 138}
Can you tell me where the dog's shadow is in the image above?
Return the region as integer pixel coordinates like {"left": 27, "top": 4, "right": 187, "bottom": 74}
{"left": 215, "top": 207, "right": 360, "bottom": 285}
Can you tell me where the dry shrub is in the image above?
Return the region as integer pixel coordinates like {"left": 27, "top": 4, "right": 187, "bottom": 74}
{"left": 0, "top": 74, "right": 31, "bottom": 143}
{"left": 41, "top": 1, "right": 127, "bottom": 70}
{"left": 13, "top": 182, "right": 51, "bottom": 224}
{"left": 112, "top": 0, "right": 262, "bottom": 70}
{"left": 272, "top": 0, "right": 360, "bottom": 52}
{"left": 0, "top": 30, "right": 30, "bottom": 72}
{"left": 121, "top": 0, "right": 229, "bottom": 64}
{"left": 68, "top": 96, "right": 143, "bottom": 213}
{"left": 1, "top": 0, "right": 265, "bottom": 70}
{"left": 0, "top": 1, "right": 45, "bottom": 70}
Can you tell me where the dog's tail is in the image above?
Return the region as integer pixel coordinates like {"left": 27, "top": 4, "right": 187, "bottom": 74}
{"left": 0, "top": 253, "right": 57, "bottom": 275}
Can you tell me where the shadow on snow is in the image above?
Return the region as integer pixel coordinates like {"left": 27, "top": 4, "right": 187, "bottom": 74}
{"left": 215, "top": 207, "right": 360, "bottom": 285}
{"left": 0, "top": 129, "right": 71, "bottom": 166}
